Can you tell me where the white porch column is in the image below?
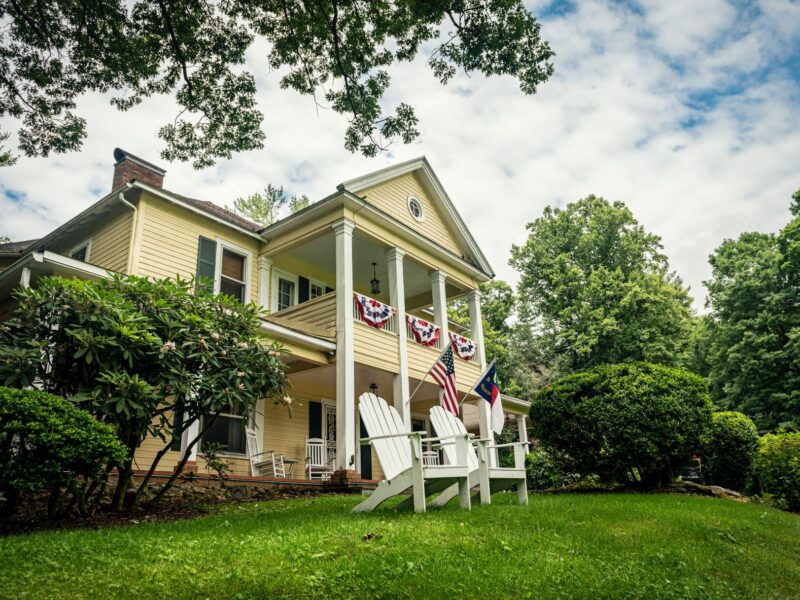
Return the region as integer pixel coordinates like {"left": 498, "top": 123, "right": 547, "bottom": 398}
{"left": 19, "top": 266, "right": 31, "bottom": 289}
{"left": 387, "top": 247, "right": 410, "bottom": 427}
{"left": 334, "top": 219, "right": 356, "bottom": 472}
{"left": 430, "top": 270, "right": 449, "bottom": 343}
{"left": 253, "top": 398, "right": 266, "bottom": 456}
{"left": 180, "top": 417, "right": 200, "bottom": 462}
{"left": 431, "top": 270, "right": 449, "bottom": 414}
{"left": 257, "top": 255, "right": 272, "bottom": 312}
{"left": 467, "top": 289, "right": 486, "bottom": 367}
{"left": 468, "top": 288, "right": 496, "bottom": 465}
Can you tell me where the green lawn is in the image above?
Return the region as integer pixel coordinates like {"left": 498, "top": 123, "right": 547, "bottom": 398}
{"left": 1, "top": 493, "right": 798, "bottom": 599}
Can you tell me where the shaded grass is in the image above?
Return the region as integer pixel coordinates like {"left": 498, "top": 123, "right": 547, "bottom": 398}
{"left": 1, "top": 493, "right": 798, "bottom": 599}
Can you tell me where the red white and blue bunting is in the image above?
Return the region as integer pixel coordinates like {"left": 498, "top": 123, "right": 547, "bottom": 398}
{"left": 354, "top": 292, "right": 396, "bottom": 329}
{"left": 450, "top": 332, "right": 477, "bottom": 360}
{"left": 406, "top": 315, "right": 440, "bottom": 346}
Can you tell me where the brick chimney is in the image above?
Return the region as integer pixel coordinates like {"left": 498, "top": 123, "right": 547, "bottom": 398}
{"left": 112, "top": 148, "right": 166, "bottom": 190}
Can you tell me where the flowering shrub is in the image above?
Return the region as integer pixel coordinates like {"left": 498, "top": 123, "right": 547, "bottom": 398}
{"left": 0, "top": 274, "right": 288, "bottom": 509}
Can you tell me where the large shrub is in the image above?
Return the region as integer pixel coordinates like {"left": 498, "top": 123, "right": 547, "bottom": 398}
{"left": 530, "top": 362, "right": 712, "bottom": 487}
{"left": 0, "top": 387, "right": 126, "bottom": 518}
{"left": 701, "top": 411, "right": 759, "bottom": 491}
{"left": 525, "top": 446, "right": 581, "bottom": 490}
{"left": 754, "top": 433, "right": 800, "bottom": 511}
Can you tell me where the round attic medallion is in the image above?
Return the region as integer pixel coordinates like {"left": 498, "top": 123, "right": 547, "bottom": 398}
{"left": 407, "top": 195, "right": 425, "bottom": 222}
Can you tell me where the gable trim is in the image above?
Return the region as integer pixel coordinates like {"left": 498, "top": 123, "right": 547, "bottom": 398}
{"left": 338, "top": 157, "right": 495, "bottom": 278}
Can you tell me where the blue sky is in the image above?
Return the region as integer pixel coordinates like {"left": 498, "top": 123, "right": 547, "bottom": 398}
{"left": 1, "top": 0, "right": 799, "bottom": 310}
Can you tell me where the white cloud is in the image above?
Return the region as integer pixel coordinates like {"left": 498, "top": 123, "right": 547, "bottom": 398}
{"left": 0, "top": 0, "right": 798, "bottom": 311}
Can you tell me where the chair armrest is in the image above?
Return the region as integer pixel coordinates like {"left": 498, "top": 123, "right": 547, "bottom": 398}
{"left": 360, "top": 432, "right": 418, "bottom": 443}
{"left": 487, "top": 441, "right": 529, "bottom": 450}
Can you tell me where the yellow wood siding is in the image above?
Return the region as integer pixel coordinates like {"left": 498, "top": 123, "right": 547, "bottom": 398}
{"left": 272, "top": 254, "right": 336, "bottom": 292}
{"left": 407, "top": 340, "right": 482, "bottom": 395}
{"left": 53, "top": 209, "right": 132, "bottom": 273}
{"left": 360, "top": 172, "right": 463, "bottom": 256}
{"left": 353, "top": 321, "right": 399, "bottom": 371}
{"left": 268, "top": 292, "right": 336, "bottom": 334}
{"left": 88, "top": 210, "right": 132, "bottom": 273}
{"left": 136, "top": 194, "right": 261, "bottom": 303}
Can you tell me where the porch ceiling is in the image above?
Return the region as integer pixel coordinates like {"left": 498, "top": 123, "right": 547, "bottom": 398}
{"left": 277, "top": 231, "right": 466, "bottom": 312}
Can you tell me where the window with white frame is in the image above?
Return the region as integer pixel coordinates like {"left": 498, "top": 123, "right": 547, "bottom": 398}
{"left": 272, "top": 269, "right": 298, "bottom": 311}
{"left": 202, "top": 403, "right": 246, "bottom": 454}
{"left": 219, "top": 248, "right": 247, "bottom": 303}
{"left": 309, "top": 280, "right": 325, "bottom": 300}
{"left": 69, "top": 240, "right": 91, "bottom": 262}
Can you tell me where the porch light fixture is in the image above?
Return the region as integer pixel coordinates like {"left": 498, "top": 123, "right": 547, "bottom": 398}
{"left": 369, "top": 383, "right": 378, "bottom": 395}
{"left": 370, "top": 262, "right": 381, "bottom": 295}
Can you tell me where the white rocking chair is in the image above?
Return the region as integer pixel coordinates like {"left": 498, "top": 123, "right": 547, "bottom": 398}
{"left": 353, "top": 393, "right": 472, "bottom": 513}
{"left": 306, "top": 438, "right": 334, "bottom": 481}
{"left": 247, "top": 429, "right": 286, "bottom": 478}
{"left": 428, "top": 406, "right": 528, "bottom": 507}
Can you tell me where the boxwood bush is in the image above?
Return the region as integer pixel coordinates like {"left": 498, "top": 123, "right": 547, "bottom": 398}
{"left": 701, "top": 411, "right": 759, "bottom": 491}
{"left": 0, "top": 387, "right": 127, "bottom": 518}
{"left": 754, "top": 433, "right": 800, "bottom": 511}
{"left": 530, "top": 362, "right": 712, "bottom": 487}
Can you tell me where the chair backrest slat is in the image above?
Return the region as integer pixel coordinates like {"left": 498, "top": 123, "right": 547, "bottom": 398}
{"left": 358, "top": 393, "right": 411, "bottom": 481}
{"left": 429, "top": 406, "right": 480, "bottom": 471}
{"left": 306, "top": 438, "right": 325, "bottom": 467}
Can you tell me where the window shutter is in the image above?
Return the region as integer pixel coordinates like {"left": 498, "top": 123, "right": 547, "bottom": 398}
{"left": 308, "top": 401, "right": 322, "bottom": 439}
{"left": 196, "top": 237, "right": 217, "bottom": 291}
{"left": 298, "top": 276, "right": 310, "bottom": 303}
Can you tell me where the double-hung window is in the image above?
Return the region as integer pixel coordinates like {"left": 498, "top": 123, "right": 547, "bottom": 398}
{"left": 195, "top": 237, "right": 250, "bottom": 303}
{"left": 219, "top": 249, "right": 247, "bottom": 303}
{"left": 277, "top": 277, "right": 295, "bottom": 311}
{"left": 309, "top": 281, "right": 325, "bottom": 300}
{"left": 202, "top": 404, "right": 246, "bottom": 454}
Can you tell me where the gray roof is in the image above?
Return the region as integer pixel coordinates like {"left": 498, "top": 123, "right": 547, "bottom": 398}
{"left": 0, "top": 239, "right": 39, "bottom": 254}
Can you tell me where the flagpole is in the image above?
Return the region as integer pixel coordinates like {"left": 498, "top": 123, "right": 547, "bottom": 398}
{"left": 407, "top": 342, "right": 451, "bottom": 403}
{"left": 457, "top": 359, "right": 497, "bottom": 409}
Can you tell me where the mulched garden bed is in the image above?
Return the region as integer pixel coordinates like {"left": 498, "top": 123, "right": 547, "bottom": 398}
{"left": 1, "top": 482, "right": 320, "bottom": 536}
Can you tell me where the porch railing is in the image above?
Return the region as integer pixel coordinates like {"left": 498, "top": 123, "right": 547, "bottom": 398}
{"left": 352, "top": 294, "right": 399, "bottom": 334}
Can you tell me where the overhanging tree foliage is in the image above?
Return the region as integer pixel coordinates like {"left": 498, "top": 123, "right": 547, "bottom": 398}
{"left": 510, "top": 195, "right": 695, "bottom": 373}
{"left": 0, "top": 1, "right": 554, "bottom": 167}
{"left": 0, "top": 275, "right": 288, "bottom": 510}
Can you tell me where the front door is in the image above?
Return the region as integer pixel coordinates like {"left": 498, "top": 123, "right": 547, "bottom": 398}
{"left": 359, "top": 420, "right": 372, "bottom": 480}
{"left": 324, "top": 404, "right": 336, "bottom": 465}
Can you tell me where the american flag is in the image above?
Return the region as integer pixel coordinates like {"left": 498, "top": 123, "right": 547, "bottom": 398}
{"left": 431, "top": 346, "right": 459, "bottom": 416}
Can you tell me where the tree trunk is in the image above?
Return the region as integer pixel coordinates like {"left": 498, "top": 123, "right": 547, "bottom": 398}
{"left": 110, "top": 456, "right": 134, "bottom": 512}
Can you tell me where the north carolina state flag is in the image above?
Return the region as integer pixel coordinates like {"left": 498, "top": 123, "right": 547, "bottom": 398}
{"left": 475, "top": 362, "right": 504, "bottom": 434}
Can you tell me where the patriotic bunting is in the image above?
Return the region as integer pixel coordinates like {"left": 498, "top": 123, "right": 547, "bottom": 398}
{"left": 406, "top": 315, "right": 440, "bottom": 346}
{"left": 450, "top": 332, "right": 477, "bottom": 360}
{"left": 353, "top": 292, "right": 396, "bottom": 329}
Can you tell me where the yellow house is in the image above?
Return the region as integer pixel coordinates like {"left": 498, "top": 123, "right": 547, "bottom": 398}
{"left": 0, "top": 149, "right": 530, "bottom": 485}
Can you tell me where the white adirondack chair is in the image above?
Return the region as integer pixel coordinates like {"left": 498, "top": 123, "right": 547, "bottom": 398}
{"left": 428, "top": 406, "right": 528, "bottom": 507}
{"left": 353, "top": 393, "right": 472, "bottom": 513}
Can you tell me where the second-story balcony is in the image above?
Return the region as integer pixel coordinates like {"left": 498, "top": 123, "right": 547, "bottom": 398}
{"left": 267, "top": 288, "right": 482, "bottom": 377}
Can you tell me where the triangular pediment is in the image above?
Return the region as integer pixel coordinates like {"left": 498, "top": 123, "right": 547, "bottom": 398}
{"left": 339, "top": 157, "right": 493, "bottom": 278}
